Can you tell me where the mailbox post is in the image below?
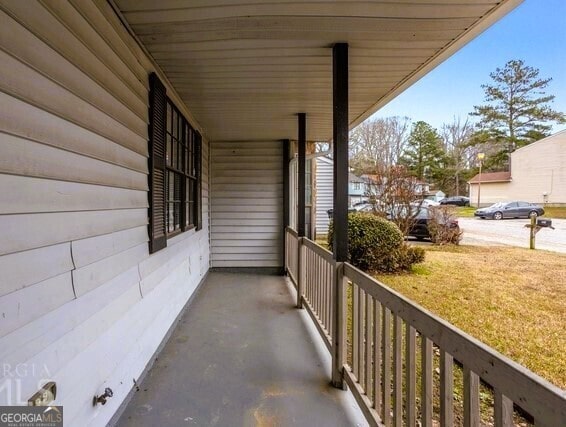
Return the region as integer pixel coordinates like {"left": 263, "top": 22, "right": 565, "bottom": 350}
{"left": 525, "top": 217, "right": 554, "bottom": 249}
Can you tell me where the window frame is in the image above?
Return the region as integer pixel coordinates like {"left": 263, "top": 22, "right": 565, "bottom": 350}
{"left": 164, "top": 99, "right": 200, "bottom": 237}
{"left": 148, "top": 72, "right": 202, "bottom": 253}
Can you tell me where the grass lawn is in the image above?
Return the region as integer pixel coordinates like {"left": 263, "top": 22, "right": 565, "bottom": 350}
{"left": 542, "top": 206, "right": 566, "bottom": 219}
{"left": 455, "top": 206, "right": 476, "bottom": 217}
{"left": 375, "top": 245, "right": 566, "bottom": 389}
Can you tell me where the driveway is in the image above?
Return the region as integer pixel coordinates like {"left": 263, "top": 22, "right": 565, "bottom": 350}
{"left": 459, "top": 217, "right": 566, "bottom": 254}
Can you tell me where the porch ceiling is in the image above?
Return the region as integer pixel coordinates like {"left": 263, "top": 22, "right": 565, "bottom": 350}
{"left": 113, "top": 0, "right": 522, "bottom": 142}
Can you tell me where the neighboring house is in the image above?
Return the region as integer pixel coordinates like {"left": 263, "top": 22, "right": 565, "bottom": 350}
{"left": 1, "top": 2, "right": 547, "bottom": 426}
{"left": 361, "top": 173, "right": 430, "bottom": 199}
{"left": 349, "top": 173, "right": 366, "bottom": 205}
{"left": 468, "top": 130, "right": 566, "bottom": 206}
{"left": 426, "top": 190, "right": 446, "bottom": 202}
{"left": 315, "top": 157, "right": 333, "bottom": 236}
{"left": 468, "top": 172, "right": 513, "bottom": 206}
{"left": 315, "top": 157, "right": 366, "bottom": 235}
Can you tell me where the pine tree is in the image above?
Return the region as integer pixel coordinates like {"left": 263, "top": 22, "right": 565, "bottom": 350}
{"left": 471, "top": 59, "right": 564, "bottom": 170}
{"left": 401, "top": 121, "right": 447, "bottom": 184}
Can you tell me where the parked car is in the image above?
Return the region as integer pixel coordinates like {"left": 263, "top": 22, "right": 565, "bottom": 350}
{"left": 474, "top": 201, "right": 545, "bottom": 220}
{"left": 439, "top": 196, "right": 470, "bottom": 206}
{"left": 387, "top": 206, "right": 460, "bottom": 241}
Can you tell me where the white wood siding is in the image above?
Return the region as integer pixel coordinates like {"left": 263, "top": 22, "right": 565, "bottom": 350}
{"left": 315, "top": 157, "right": 334, "bottom": 236}
{"left": 0, "top": 2, "right": 209, "bottom": 426}
{"left": 210, "top": 141, "right": 283, "bottom": 267}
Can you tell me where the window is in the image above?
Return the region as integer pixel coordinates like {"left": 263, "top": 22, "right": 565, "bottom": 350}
{"left": 148, "top": 73, "right": 201, "bottom": 253}
{"left": 353, "top": 182, "right": 361, "bottom": 190}
{"left": 165, "top": 100, "right": 200, "bottom": 235}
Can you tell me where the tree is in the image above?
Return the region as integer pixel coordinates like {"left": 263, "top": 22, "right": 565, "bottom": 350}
{"left": 364, "top": 165, "right": 426, "bottom": 236}
{"left": 471, "top": 59, "right": 565, "bottom": 170}
{"left": 401, "top": 121, "right": 447, "bottom": 184}
{"left": 441, "top": 117, "right": 475, "bottom": 195}
{"left": 349, "top": 116, "right": 410, "bottom": 173}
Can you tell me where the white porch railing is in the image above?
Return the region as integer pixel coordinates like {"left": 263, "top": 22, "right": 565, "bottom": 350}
{"left": 285, "top": 226, "right": 299, "bottom": 288}
{"left": 301, "top": 237, "right": 334, "bottom": 351}
{"left": 284, "top": 227, "right": 566, "bottom": 427}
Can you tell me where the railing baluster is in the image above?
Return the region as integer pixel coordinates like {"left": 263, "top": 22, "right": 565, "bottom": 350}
{"left": 382, "top": 308, "right": 392, "bottom": 427}
{"left": 328, "top": 263, "right": 332, "bottom": 336}
{"left": 365, "top": 293, "right": 372, "bottom": 396}
{"left": 353, "top": 283, "right": 359, "bottom": 379}
{"left": 297, "top": 239, "right": 304, "bottom": 308}
{"left": 494, "top": 389, "right": 513, "bottom": 427}
{"left": 393, "top": 315, "right": 403, "bottom": 427}
{"left": 358, "top": 287, "right": 365, "bottom": 388}
{"left": 315, "top": 256, "right": 324, "bottom": 318}
{"left": 311, "top": 250, "right": 315, "bottom": 307}
{"left": 328, "top": 263, "right": 332, "bottom": 335}
{"left": 440, "top": 350, "right": 454, "bottom": 427}
{"left": 405, "top": 326, "right": 416, "bottom": 426}
{"left": 421, "top": 336, "right": 433, "bottom": 427}
{"left": 373, "top": 301, "right": 381, "bottom": 414}
{"left": 464, "top": 366, "right": 480, "bottom": 427}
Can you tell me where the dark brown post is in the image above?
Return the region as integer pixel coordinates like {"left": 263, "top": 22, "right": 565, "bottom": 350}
{"left": 331, "top": 43, "right": 348, "bottom": 389}
{"left": 297, "top": 113, "right": 306, "bottom": 237}
{"left": 332, "top": 44, "right": 349, "bottom": 262}
{"left": 297, "top": 113, "right": 306, "bottom": 308}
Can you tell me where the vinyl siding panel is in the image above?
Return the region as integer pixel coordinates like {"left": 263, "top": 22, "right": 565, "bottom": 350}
{"left": 0, "top": 2, "right": 210, "bottom": 426}
{"left": 316, "top": 157, "right": 334, "bottom": 235}
{"left": 509, "top": 132, "right": 566, "bottom": 205}
{"left": 210, "top": 140, "right": 283, "bottom": 267}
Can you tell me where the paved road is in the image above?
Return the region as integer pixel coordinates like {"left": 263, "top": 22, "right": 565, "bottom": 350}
{"left": 459, "top": 217, "right": 566, "bottom": 253}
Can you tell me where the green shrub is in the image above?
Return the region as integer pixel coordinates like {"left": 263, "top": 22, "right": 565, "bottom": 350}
{"left": 328, "top": 212, "right": 425, "bottom": 273}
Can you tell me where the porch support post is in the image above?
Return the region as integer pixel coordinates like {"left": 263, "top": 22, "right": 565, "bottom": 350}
{"left": 297, "top": 113, "right": 306, "bottom": 237}
{"left": 297, "top": 113, "right": 306, "bottom": 309}
{"left": 331, "top": 42, "right": 348, "bottom": 389}
{"left": 282, "top": 139, "right": 290, "bottom": 275}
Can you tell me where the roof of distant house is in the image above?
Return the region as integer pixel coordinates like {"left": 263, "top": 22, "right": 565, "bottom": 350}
{"left": 349, "top": 173, "right": 365, "bottom": 183}
{"left": 468, "top": 171, "right": 512, "bottom": 184}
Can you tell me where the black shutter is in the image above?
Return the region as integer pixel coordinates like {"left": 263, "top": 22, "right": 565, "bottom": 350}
{"left": 195, "top": 130, "right": 203, "bottom": 231}
{"left": 148, "top": 73, "right": 167, "bottom": 253}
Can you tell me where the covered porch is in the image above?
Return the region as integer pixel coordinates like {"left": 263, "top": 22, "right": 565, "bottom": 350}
{"left": 1, "top": 0, "right": 564, "bottom": 426}
{"left": 116, "top": 272, "right": 365, "bottom": 426}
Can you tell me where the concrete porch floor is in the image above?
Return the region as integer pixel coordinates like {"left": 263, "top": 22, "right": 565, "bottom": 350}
{"left": 116, "top": 272, "right": 366, "bottom": 427}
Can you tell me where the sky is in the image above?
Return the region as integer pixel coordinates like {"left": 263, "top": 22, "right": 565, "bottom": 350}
{"left": 372, "top": 0, "right": 566, "bottom": 133}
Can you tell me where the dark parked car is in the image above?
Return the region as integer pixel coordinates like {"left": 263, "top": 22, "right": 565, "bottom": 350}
{"left": 388, "top": 206, "right": 460, "bottom": 241}
{"left": 439, "top": 196, "right": 470, "bottom": 206}
{"left": 409, "top": 207, "right": 460, "bottom": 240}
{"left": 474, "top": 201, "right": 545, "bottom": 220}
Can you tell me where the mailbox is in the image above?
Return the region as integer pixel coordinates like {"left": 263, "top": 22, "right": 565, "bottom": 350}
{"left": 537, "top": 218, "right": 552, "bottom": 228}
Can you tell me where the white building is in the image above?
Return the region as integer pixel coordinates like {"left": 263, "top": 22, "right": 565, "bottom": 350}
{"left": 468, "top": 130, "right": 566, "bottom": 206}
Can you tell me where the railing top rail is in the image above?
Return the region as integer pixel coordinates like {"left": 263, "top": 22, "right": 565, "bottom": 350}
{"left": 285, "top": 226, "right": 298, "bottom": 238}
{"left": 343, "top": 262, "right": 566, "bottom": 425}
{"left": 301, "top": 237, "right": 334, "bottom": 263}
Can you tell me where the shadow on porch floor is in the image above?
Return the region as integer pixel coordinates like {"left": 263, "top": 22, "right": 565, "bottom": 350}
{"left": 115, "top": 272, "right": 366, "bottom": 427}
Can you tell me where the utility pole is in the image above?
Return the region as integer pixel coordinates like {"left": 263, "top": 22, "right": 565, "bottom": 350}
{"left": 476, "top": 152, "right": 485, "bottom": 208}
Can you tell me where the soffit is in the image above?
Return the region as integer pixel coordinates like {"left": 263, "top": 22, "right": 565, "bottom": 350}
{"left": 114, "top": 0, "right": 522, "bottom": 142}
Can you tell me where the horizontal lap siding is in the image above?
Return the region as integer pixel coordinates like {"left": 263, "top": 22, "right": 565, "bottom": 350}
{"left": 211, "top": 141, "right": 283, "bottom": 267}
{"left": 0, "top": 2, "right": 210, "bottom": 426}
{"left": 315, "top": 157, "right": 333, "bottom": 235}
